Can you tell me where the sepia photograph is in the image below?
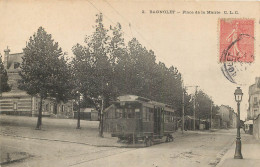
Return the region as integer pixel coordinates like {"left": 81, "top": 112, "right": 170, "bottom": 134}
{"left": 0, "top": 0, "right": 259, "bottom": 166}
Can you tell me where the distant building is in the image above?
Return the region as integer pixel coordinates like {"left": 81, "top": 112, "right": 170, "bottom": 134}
{"left": 74, "top": 108, "right": 99, "bottom": 121}
{"left": 247, "top": 77, "right": 260, "bottom": 140}
{"left": 217, "top": 105, "right": 237, "bottom": 129}
{"left": 229, "top": 109, "right": 237, "bottom": 129}
{"left": 212, "top": 114, "right": 221, "bottom": 129}
{"left": 0, "top": 48, "right": 73, "bottom": 118}
{"left": 244, "top": 120, "right": 253, "bottom": 135}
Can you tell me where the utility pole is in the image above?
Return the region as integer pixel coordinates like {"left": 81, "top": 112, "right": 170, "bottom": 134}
{"left": 182, "top": 85, "right": 185, "bottom": 134}
{"left": 99, "top": 76, "right": 105, "bottom": 138}
{"left": 193, "top": 86, "right": 198, "bottom": 131}
{"left": 0, "top": 74, "right": 2, "bottom": 97}
{"left": 99, "top": 96, "right": 104, "bottom": 137}
{"left": 210, "top": 98, "right": 213, "bottom": 130}
{"left": 76, "top": 92, "right": 81, "bottom": 129}
{"left": 185, "top": 85, "right": 199, "bottom": 131}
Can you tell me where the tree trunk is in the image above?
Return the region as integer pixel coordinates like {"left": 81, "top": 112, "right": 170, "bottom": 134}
{"left": 76, "top": 95, "right": 80, "bottom": 129}
{"left": 54, "top": 102, "right": 57, "bottom": 115}
{"left": 98, "top": 110, "right": 101, "bottom": 130}
{"left": 36, "top": 97, "right": 43, "bottom": 130}
{"left": 99, "top": 98, "right": 104, "bottom": 137}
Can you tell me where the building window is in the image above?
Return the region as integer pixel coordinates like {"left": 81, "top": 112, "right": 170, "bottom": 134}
{"left": 253, "top": 97, "right": 258, "bottom": 108}
{"left": 61, "top": 105, "right": 65, "bottom": 112}
{"left": 254, "top": 97, "right": 257, "bottom": 102}
{"left": 14, "top": 62, "right": 20, "bottom": 69}
{"left": 50, "top": 105, "right": 53, "bottom": 112}
{"left": 13, "top": 102, "right": 17, "bottom": 110}
{"left": 254, "top": 97, "right": 258, "bottom": 103}
{"left": 46, "top": 104, "right": 49, "bottom": 111}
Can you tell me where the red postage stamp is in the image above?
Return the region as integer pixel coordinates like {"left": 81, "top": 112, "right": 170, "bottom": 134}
{"left": 219, "top": 18, "right": 254, "bottom": 63}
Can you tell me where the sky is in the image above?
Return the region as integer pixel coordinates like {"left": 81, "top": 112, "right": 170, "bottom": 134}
{"left": 0, "top": 0, "right": 259, "bottom": 119}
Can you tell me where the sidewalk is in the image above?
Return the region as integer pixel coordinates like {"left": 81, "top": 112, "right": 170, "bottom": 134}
{"left": 217, "top": 132, "right": 260, "bottom": 167}
{"left": 0, "top": 115, "right": 194, "bottom": 148}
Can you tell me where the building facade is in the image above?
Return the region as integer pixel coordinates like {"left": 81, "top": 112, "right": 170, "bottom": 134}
{"left": 217, "top": 105, "right": 237, "bottom": 129}
{"left": 247, "top": 77, "right": 260, "bottom": 140}
{"left": 0, "top": 48, "right": 73, "bottom": 118}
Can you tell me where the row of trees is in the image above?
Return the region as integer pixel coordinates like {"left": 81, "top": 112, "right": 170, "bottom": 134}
{"left": 0, "top": 13, "right": 218, "bottom": 130}
{"left": 71, "top": 14, "right": 188, "bottom": 113}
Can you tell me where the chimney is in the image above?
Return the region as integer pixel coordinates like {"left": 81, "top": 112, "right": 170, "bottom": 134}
{"left": 4, "top": 46, "right": 10, "bottom": 69}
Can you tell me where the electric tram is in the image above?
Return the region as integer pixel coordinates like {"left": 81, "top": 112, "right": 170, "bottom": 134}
{"left": 103, "top": 95, "right": 177, "bottom": 146}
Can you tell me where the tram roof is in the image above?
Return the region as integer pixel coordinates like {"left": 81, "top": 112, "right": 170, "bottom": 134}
{"left": 114, "top": 95, "right": 175, "bottom": 110}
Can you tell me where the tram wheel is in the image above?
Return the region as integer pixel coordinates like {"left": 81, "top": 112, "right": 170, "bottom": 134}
{"left": 145, "top": 138, "right": 149, "bottom": 147}
{"left": 165, "top": 136, "right": 169, "bottom": 142}
{"left": 150, "top": 139, "right": 154, "bottom": 146}
{"left": 145, "top": 138, "right": 153, "bottom": 147}
{"left": 166, "top": 134, "right": 174, "bottom": 142}
{"left": 168, "top": 134, "right": 174, "bottom": 142}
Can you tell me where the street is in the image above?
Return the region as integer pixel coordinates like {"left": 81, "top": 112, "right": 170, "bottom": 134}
{"left": 0, "top": 1, "right": 259, "bottom": 166}
{"left": 72, "top": 132, "right": 235, "bottom": 167}
{"left": 0, "top": 115, "right": 244, "bottom": 167}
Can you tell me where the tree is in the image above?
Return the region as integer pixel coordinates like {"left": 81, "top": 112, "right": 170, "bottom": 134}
{"left": 195, "top": 90, "right": 213, "bottom": 119}
{"left": 72, "top": 13, "right": 197, "bottom": 133}
{"left": 109, "top": 23, "right": 128, "bottom": 97}
{"left": 72, "top": 13, "right": 113, "bottom": 135}
{"left": 123, "top": 38, "right": 156, "bottom": 98}
{"left": 0, "top": 55, "right": 11, "bottom": 93}
{"left": 19, "top": 27, "right": 72, "bottom": 130}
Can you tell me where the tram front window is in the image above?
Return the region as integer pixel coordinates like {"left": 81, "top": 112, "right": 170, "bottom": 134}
{"left": 116, "top": 109, "right": 123, "bottom": 118}
{"left": 135, "top": 108, "right": 140, "bottom": 119}
{"left": 116, "top": 106, "right": 141, "bottom": 119}
{"left": 126, "top": 108, "right": 135, "bottom": 118}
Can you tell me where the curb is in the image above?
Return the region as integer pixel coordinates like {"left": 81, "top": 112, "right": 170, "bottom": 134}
{"left": 0, "top": 153, "right": 33, "bottom": 166}
{"left": 0, "top": 131, "right": 196, "bottom": 148}
{"left": 215, "top": 139, "right": 236, "bottom": 167}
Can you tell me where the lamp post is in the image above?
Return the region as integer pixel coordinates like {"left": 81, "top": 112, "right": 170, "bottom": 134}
{"left": 234, "top": 87, "right": 243, "bottom": 159}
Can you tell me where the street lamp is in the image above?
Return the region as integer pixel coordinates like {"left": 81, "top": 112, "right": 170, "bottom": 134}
{"left": 234, "top": 87, "right": 243, "bottom": 159}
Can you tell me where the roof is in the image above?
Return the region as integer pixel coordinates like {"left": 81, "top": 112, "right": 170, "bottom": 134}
{"left": 185, "top": 115, "right": 200, "bottom": 121}
{"left": 6, "top": 53, "right": 24, "bottom": 70}
{"left": 1, "top": 90, "right": 30, "bottom": 98}
{"left": 116, "top": 95, "right": 174, "bottom": 109}
{"left": 104, "top": 104, "right": 115, "bottom": 112}
{"left": 80, "top": 108, "right": 97, "bottom": 113}
{"left": 117, "top": 95, "right": 150, "bottom": 102}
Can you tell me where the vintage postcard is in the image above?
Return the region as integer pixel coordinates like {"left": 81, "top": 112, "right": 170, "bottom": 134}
{"left": 0, "top": 0, "right": 259, "bottom": 167}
